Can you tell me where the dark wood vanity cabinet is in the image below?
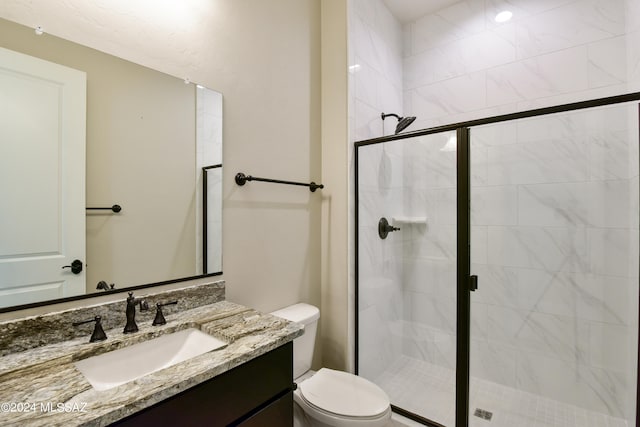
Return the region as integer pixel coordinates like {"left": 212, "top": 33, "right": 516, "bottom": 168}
{"left": 113, "top": 341, "right": 293, "bottom": 427}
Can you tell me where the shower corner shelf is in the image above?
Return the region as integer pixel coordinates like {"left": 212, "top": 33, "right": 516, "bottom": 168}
{"left": 392, "top": 216, "right": 427, "bottom": 225}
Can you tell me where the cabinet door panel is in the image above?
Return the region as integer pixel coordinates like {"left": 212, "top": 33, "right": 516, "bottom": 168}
{"left": 236, "top": 391, "right": 293, "bottom": 427}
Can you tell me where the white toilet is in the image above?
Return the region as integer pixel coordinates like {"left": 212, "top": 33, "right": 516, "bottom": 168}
{"left": 271, "top": 303, "right": 392, "bottom": 427}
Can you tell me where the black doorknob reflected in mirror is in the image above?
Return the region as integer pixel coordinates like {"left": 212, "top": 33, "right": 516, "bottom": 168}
{"left": 62, "top": 259, "right": 83, "bottom": 274}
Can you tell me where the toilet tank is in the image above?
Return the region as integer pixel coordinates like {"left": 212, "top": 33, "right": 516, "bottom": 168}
{"left": 270, "top": 303, "right": 320, "bottom": 379}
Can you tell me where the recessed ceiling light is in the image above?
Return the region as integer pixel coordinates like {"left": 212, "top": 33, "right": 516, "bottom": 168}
{"left": 495, "top": 10, "right": 513, "bottom": 23}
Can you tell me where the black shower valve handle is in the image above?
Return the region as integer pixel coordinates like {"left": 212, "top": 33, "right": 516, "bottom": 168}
{"left": 378, "top": 217, "right": 400, "bottom": 239}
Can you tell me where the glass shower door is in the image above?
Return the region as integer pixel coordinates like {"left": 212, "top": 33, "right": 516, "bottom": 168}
{"left": 468, "top": 103, "right": 639, "bottom": 427}
{"left": 357, "top": 130, "right": 458, "bottom": 426}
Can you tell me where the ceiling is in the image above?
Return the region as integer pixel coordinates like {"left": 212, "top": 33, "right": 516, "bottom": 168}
{"left": 382, "top": 0, "right": 461, "bottom": 23}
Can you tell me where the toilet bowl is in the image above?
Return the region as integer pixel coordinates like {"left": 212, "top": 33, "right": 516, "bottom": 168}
{"left": 271, "top": 303, "right": 391, "bottom": 427}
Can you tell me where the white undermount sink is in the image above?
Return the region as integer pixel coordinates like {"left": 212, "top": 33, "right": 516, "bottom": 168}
{"left": 74, "top": 328, "right": 227, "bottom": 391}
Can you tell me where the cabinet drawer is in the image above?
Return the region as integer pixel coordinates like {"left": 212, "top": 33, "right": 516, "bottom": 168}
{"left": 235, "top": 390, "right": 293, "bottom": 427}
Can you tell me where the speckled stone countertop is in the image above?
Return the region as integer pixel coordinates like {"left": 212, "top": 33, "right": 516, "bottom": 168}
{"left": 0, "top": 300, "right": 303, "bottom": 427}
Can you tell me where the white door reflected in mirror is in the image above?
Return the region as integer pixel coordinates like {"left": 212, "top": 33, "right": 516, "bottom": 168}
{"left": 0, "top": 47, "right": 86, "bottom": 308}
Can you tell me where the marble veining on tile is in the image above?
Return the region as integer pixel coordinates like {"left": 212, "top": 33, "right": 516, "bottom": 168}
{"left": 0, "top": 283, "right": 303, "bottom": 427}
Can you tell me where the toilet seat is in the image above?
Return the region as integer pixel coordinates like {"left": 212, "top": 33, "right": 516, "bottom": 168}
{"left": 296, "top": 368, "right": 391, "bottom": 426}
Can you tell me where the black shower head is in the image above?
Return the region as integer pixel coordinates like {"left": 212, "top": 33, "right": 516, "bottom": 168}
{"left": 381, "top": 112, "right": 416, "bottom": 134}
{"left": 395, "top": 116, "right": 416, "bottom": 133}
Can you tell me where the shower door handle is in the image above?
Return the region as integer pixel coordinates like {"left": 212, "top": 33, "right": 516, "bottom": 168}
{"left": 469, "top": 275, "right": 478, "bottom": 292}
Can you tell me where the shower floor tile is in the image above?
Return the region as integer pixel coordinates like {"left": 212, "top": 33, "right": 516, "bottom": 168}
{"left": 374, "top": 356, "right": 628, "bottom": 427}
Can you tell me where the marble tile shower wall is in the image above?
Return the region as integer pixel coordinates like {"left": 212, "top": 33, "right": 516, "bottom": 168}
{"left": 357, "top": 143, "right": 405, "bottom": 380}
{"left": 350, "top": 0, "right": 404, "bottom": 141}
{"left": 403, "top": 0, "right": 640, "bottom": 130}
{"left": 195, "top": 89, "right": 222, "bottom": 274}
{"left": 401, "top": 109, "right": 639, "bottom": 420}
{"left": 473, "top": 107, "right": 638, "bottom": 421}
{"left": 352, "top": 0, "right": 638, "bottom": 422}
{"left": 400, "top": 0, "right": 640, "bottom": 420}
{"left": 350, "top": 0, "right": 405, "bottom": 381}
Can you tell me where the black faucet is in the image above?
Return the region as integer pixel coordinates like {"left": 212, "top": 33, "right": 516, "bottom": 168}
{"left": 152, "top": 301, "right": 178, "bottom": 326}
{"left": 96, "top": 281, "right": 116, "bottom": 291}
{"left": 73, "top": 316, "right": 108, "bottom": 343}
{"left": 123, "top": 292, "right": 139, "bottom": 333}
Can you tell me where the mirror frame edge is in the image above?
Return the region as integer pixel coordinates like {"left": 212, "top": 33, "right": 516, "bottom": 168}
{"left": 0, "top": 272, "right": 223, "bottom": 314}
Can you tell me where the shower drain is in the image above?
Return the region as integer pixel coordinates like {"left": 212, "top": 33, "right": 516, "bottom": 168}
{"left": 474, "top": 408, "right": 493, "bottom": 420}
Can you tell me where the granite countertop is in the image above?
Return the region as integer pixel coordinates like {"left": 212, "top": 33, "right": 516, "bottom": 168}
{"left": 0, "top": 301, "right": 303, "bottom": 427}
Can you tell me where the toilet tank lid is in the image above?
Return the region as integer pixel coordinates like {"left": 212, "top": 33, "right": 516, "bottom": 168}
{"left": 271, "top": 303, "right": 319, "bottom": 324}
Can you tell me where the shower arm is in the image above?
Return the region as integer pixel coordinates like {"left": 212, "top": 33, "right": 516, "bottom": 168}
{"left": 381, "top": 113, "right": 400, "bottom": 120}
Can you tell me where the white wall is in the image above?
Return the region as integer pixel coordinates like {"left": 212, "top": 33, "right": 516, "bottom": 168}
{"left": 0, "top": 0, "right": 324, "bottom": 361}
{"left": 320, "top": 0, "right": 350, "bottom": 371}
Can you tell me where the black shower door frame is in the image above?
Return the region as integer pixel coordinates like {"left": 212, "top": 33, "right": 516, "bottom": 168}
{"left": 354, "top": 91, "right": 640, "bottom": 427}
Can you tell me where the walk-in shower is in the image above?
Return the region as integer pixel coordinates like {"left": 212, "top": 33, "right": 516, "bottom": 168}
{"left": 350, "top": 0, "right": 640, "bottom": 424}
{"left": 355, "top": 93, "right": 640, "bottom": 427}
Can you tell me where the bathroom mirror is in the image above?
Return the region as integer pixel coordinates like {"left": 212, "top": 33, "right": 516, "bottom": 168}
{"left": 0, "top": 17, "right": 223, "bottom": 312}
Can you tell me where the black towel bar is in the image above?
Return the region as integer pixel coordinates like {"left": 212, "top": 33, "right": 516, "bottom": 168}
{"left": 235, "top": 173, "right": 324, "bottom": 192}
{"left": 86, "top": 205, "right": 122, "bottom": 213}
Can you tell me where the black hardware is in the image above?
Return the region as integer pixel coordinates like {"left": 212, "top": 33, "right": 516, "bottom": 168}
{"left": 86, "top": 204, "right": 122, "bottom": 213}
{"left": 123, "top": 292, "right": 138, "bottom": 333}
{"left": 1, "top": 272, "right": 221, "bottom": 315}
{"left": 456, "top": 126, "right": 472, "bottom": 427}
{"left": 358, "top": 92, "right": 640, "bottom": 148}
{"left": 152, "top": 301, "right": 178, "bottom": 326}
{"left": 235, "top": 172, "right": 324, "bottom": 192}
{"left": 354, "top": 95, "right": 640, "bottom": 427}
{"left": 95, "top": 281, "right": 116, "bottom": 292}
{"left": 381, "top": 112, "right": 416, "bottom": 134}
{"left": 470, "top": 275, "right": 478, "bottom": 292}
{"left": 474, "top": 408, "right": 493, "bottom": 421}
{"left": 73, "top": 316, "right": 107, "bottom": 343}
{"left": 378, "top": 217, "right": 400, "bottom": 239}
{"left": 203, "top": 164, "right": 222, "bottom": 274}
{"left": 62, "top": 259, "right": 83, "bottom": 274}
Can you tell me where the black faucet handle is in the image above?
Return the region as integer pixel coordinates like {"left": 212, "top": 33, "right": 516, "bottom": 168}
{"left": 123, "top": 292, "right": 139, "bottom": 334}
{"left": 73, "top": 316, "right": 108, "bottom": 342}
{"left": 152, "top": 301, "right": 178, "bottom": 326}
{"left": 158, "top": 300, "right": 178, "bottom": 308}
